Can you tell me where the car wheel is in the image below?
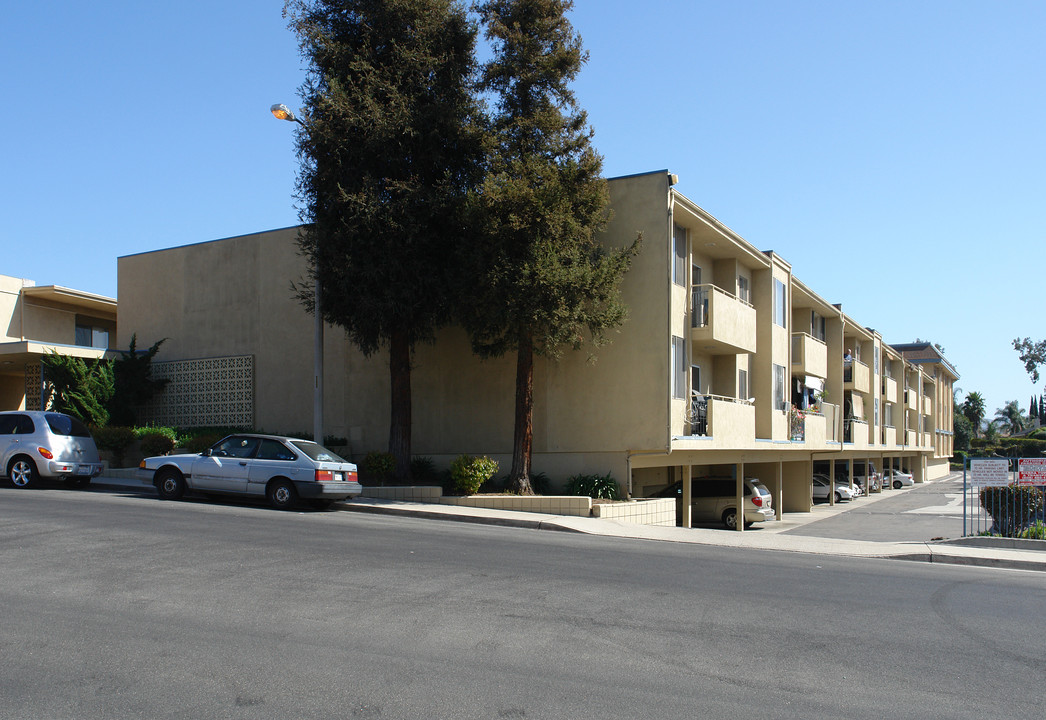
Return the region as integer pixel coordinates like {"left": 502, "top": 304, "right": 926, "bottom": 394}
{"left": 268, "top": 479, "right": 298, "bottom": 511}
{"left": 893, "top": 480, "right": 902, "bottom": 490}
{"left": 156, "top": 469, "right": 186, "bottom": 500}
{"left": 721, "top": 508, "right": 738, "bottom": 530}
{"left": 834, "top": 491, "right": 843, "bottom": 503}
{"left": 8, "top": 456, "right": 38, "bottom": 488}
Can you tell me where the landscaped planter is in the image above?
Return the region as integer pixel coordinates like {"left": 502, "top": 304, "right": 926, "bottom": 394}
{"left": 360, "top": 486, "right": 677, "bottom": 526}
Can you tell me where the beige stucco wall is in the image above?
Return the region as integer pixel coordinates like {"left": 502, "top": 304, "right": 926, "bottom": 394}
{"left": 118, "top": 173, "right": 674, "bottom": 485}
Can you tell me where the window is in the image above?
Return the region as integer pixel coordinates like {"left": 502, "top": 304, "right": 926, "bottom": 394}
{"left": 773, "top": 278, "right": 786, "bottom": 327}
{"left": 885, "top": 404, "right": 894, "bottom": 427}
{"left": 773, "top": 364, "right": 785, "bottom": 411}
{"left": 75, "top": 323, "right": 109, "bottom": 349}
{"left": 257, "top": 439, "right": 296, "bottom": 461}
{"left": 811, "top": 311, "right": 826, "bottom": 341}
{"left": 691, "top": 265, "right": 707, "bottom": 327}
{"left": 691, "top": 365, "right": 701, "bottom": 396}
{"left": 737, "top": 275, "right": 750, "bottom": 303}
{"left": 0, "top": 414, "right": 35, "bottom": 435}
{"left": 738, "top": 369, "right": 748, "bottom": 400}
{"left": 672, "top": 225, "right": 687, "bottom": 286}
{"left": 672, "top": 337, "right": 686, "bottom": 399}
{"left": 874, "top": 398, "right": 879, "bottom": 427}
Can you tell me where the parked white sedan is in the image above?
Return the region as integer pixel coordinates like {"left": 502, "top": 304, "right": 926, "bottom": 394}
{"left": 139, "top": 434, "right": 362, "bottom": 510}
{"left": 882, "top": 468, "right": 915, "bottom": 489}
{"left": 812, "top": 474, "right": 856, "bottom": 503}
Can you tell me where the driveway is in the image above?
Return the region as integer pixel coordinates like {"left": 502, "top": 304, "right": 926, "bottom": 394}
{"left": 783, "top": 472, "right": 967, "bottom": 542}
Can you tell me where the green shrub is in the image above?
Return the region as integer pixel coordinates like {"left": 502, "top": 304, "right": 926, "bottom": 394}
{"left": 529, "top": 471, "right": 551, "bottom": 495}
{"left": 410, "top": 456, "right": 440, "bottom": 484}
{"left": 91, "top": 425, "right": 136, "bottom": 467}
{"left": 979, "top": 484, "right": 1045, "bottom": 537}
{"left": 450, "top": 454, "right": 499, "bottom": 495}
{"left": 182, "top": 433, "right": 223, "bottom": 453}
{"left": 565, "top": 472, "right": 621, "bottom": 500}
{"left": 1020, "top": 521, "right": 1046, "bottom": 540}
{"left": 362, "top": 451, "right": 396, "bottom": 486}
{"left": 137, "top": 427, "right": 178, "bottom": 457}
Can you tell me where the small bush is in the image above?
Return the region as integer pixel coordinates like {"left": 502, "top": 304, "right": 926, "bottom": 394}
{"left": 183, "top": 433, "right": 223, "bottom": 453}
{"left": 1020, "top": 521, "right": 1046, "bottom": 540}
{"left": 529, "top": 471, "right": 551, "bottom": 495}
{"left": 450, "top": 454, "right": 499, "bottom": 495}
{"left": 138, "top": 428, "right": 178, "bottom": 457}
{"left": 362, "top": 451, "right": 396, "bottom": 486}
{"left": 410, "top": 456, "right": 441, "bottom": 484}
{"left": 566, "top": 472, "right": 621, "bottom": 500}
{"left": 91, "top": 425, "right": 136, "bottom": 467}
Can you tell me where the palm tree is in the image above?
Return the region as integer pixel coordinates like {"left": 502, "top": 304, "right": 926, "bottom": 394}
{"left": 962, "top": 391, "right": 986, "bottom": 438}
{"left": 993, "top": 400, "right": 1027, "bottom": 436}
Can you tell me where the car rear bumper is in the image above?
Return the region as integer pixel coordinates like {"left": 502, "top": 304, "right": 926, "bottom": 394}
{"left": 294, "top": 480, "right": 363, "bottom": 499}
{"left": 48, "top": 461, "right": 103, "bottom": 478}
{"left": 744, "top": 507, "right": 775, "bottom": 523}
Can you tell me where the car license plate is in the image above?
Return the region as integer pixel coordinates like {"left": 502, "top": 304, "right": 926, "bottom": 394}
{"left": 76, "top": 465, "right": 93, "bottom": 476}
{"left": 333, "top": 472, "right": 344, "bottom": 482}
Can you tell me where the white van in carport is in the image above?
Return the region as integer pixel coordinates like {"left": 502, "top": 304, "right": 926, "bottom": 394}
{"left": 657, "top": 477, "right": 774, "bottom": 529}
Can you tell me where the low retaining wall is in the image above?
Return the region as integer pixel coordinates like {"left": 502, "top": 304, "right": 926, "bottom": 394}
{"left": 592, "top": 498, "right": 677, "bottom": 526}
{"left": 361, "top": 486, "right": 677, "bottom": 526}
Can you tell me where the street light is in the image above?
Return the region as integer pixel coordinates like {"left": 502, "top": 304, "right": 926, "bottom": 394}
{"left": 271, "top": 102, "right": 323, "bottom": 445}
{"left": 270, "top": 103, "right": 304, "bottom": 125}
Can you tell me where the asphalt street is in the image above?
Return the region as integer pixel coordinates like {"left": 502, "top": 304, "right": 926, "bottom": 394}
{"left": 2, "top": 485, "right": 1043, "bottom": 719}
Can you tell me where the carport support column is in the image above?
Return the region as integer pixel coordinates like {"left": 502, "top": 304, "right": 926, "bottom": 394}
{"left": 681, "top": 464, "right": 692, "bottom": 529}
{"left": 736, "top": 462, "right": 744, "bottom": 532}
{"left": 775, "top": 463, "right": 783, "bottom": 521}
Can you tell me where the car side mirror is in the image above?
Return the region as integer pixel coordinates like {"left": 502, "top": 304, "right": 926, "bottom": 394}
{"left": 201, "top": 449, "right": 212, "bottom": 457}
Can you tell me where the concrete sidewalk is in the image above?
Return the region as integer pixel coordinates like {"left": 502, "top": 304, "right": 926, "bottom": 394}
{"left": 93, "top": 473, "right": 1046, "bottom": 573}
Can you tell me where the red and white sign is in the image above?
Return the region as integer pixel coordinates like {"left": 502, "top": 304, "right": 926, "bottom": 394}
{"left": 970, "top": 458, "right": 1010, "bottom": 487}
{"left": 1018, "top": 458, "right": 1046, "bottom": 485}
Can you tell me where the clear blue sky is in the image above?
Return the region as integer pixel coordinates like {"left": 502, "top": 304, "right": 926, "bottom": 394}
{"left": 3, "top": 1, "right": 1043, "bottom": 418}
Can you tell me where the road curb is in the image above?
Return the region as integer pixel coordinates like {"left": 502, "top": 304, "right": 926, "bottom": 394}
{"left": 339, "top": 502, "right": 586, "bottom": 533}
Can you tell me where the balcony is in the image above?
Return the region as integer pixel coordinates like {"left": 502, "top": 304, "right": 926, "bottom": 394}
{"left": 687, "top": 394, "right": 755, "bottom": 443}
{"left": 843, "top": 418, "right": 869, "bottom": 447}
{"left": 791, "top": 332, "right": 827, "bottom": 378}
{"left": 691, "top": 284, "right": 756, "bottom": 355}
{"left": 881, "top": 375, "right": 898, "bottom": 403}
{"left": 881, "top": 425, "right": 897, "bottom": 447}
{"left": 904, "top": 387, "right": 918, "bottom": 411}
{"left": 843, "top": 359, "right": 871, "bottom": 393}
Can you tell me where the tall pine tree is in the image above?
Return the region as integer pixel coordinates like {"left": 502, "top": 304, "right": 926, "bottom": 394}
{"left": 285, "top": 0, "right": 484, "bottom": 480}
{"left": 467, "top": 0, "right": 639, "bottom": 494}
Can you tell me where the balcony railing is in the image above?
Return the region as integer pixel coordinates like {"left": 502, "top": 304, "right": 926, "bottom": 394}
{"left": 843, "top": 359, "right": 870, "bottom": 393}
{"left": 687, "top": 393, "right": 754, "bottom": 437}
{"left": 690, "top": 284, "right": 757, "bottom": 354}
{"left": 791, "top": 332, "right": 828, "bottom": 378}
{"left": 843, "top": 418, "right": 868, "bottom": 444}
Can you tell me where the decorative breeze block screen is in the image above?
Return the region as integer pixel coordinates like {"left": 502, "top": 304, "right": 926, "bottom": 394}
{"left": 25, "top": 363, "right": 42, "bottom": 411}
{"left": 140, "top": 355, "right": 254, "bottom": 429}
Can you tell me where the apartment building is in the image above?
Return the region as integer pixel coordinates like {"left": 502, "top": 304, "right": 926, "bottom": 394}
{"left": 0, "top": 273, "right": 117, "bottom": 410}
{"left": 117, "top": 170, "right": 955, "bottom": 527}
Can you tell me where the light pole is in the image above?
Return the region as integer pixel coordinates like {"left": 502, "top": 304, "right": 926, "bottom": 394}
{"left": 271, "top": 103, "right": 324, "bottom": 445}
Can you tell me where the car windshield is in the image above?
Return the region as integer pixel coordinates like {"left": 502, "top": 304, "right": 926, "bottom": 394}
{"left": 291, "top": 441, "right": 345, "bottom": 463}
{"left": 44, "top": 413, "right": 92, "bottom": 438}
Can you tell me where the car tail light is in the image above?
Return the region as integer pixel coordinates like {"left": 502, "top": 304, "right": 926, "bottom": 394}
{"left": 752, "top": 495, "right": 763, "bottom": 507}
{"left": 315, "top": 470, "right": 334, "bottom": 482}
{"left": 37, "top": 447, "right": 53, "bottom": 460}
{"left": 346, "top": 470, "right": 359, "bottom": 483}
